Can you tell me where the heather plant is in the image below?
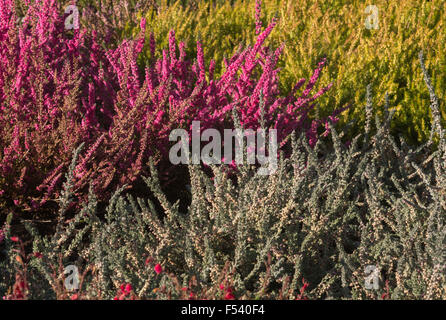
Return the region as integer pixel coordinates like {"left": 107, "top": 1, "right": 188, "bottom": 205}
{"left": 72, "top": 0, "right": 157, "bottom": 47}
{"left": 0, "top": 0, "right": 336, "bottom": 221}
{"left": 0, "top": 0, "right": 112, "bottom": 212}
{"left": 2, "top": 51, "right": 444, "bottom": 300}
{"left": 124, "top": 0, "right": 445, "bottom": 145}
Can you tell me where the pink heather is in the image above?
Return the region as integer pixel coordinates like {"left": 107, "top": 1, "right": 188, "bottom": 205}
{"left": 255, "top": 0, "right": 263, "bottom": 35}
{"left": 154, "top": 264, "right": 163, "bottom": 274}
{"left": 0, "top": 0, "right": 344, "bottom": 207}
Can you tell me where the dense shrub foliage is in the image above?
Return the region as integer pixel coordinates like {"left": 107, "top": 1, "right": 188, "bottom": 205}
{"left": 1, "top": 51, "right": 445, "bottom": 300}
{"left": 0, "top": 0, "right": 445, "bottom": 300}
{"left": 0, "top": 0, "right": 339, "bottom": 220}
{"left": 119, "top": 0, "right": 445, "bottom": 145}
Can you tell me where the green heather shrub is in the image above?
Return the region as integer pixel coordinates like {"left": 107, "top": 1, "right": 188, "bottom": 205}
{"left": 1, "top": 51, "right": 444, "bottom": 300}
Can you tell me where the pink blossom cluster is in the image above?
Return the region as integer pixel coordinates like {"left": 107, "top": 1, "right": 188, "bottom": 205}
{"left": 0, "top": 0, "right": 345, "bottom": 212}
{"left": 114, "top": 283, "right": 134, "bottom": 300}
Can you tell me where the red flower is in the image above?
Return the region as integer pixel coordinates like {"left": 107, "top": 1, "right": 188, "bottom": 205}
{"left": 124, "top": 284, "right": 132, "bottom": 294}
{"left": 33, "top": 252, "right": 42, "bottom": 258}
{"left": 154, "top": 264, "right": 163, "bottom": 274}
{"left": 296, "top": 278, "right": 309, "bottom": 300}
{"left": 10, "top": 237, "right": 19, "bottom": 242}
{"left": 223, "top": 285, "right": 235, "bottom": 299}
{"left": 116, "top": 283, "right": 133, "bottom": 299}
{"left": 224, "top": 292, "right": 235, "bottom": 300}
{"left": 70, "top": 294, "right": 78, "bottom": 300}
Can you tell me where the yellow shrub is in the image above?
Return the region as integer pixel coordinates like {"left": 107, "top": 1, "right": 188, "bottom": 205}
{"left": 124, "top": 0, "right": 445, "bottom": 145}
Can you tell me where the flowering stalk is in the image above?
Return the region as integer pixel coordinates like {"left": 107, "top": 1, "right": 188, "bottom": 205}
{"left": 0, "top": 0, "right": 340, "bottom": 217}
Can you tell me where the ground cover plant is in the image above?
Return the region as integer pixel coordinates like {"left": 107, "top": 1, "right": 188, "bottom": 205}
{"left": 50, "top": 0, "right": 446, "bottom": 144}
{"left": 0, "top": 0, "right": 341, "bottom": 222}
{"left": 120, "top": 0, "right": 445, "bottom": 145}
{"left": 0, "top": 0, "right": 445, "bottom": 300}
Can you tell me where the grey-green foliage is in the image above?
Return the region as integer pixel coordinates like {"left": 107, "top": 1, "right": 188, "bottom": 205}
{"left": 5, "top": 51, "right": 445, "bottom": 299}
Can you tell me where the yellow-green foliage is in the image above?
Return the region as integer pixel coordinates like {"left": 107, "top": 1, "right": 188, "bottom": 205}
{"left": 124, "top": 0, "right": 445, "bottom": 145}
